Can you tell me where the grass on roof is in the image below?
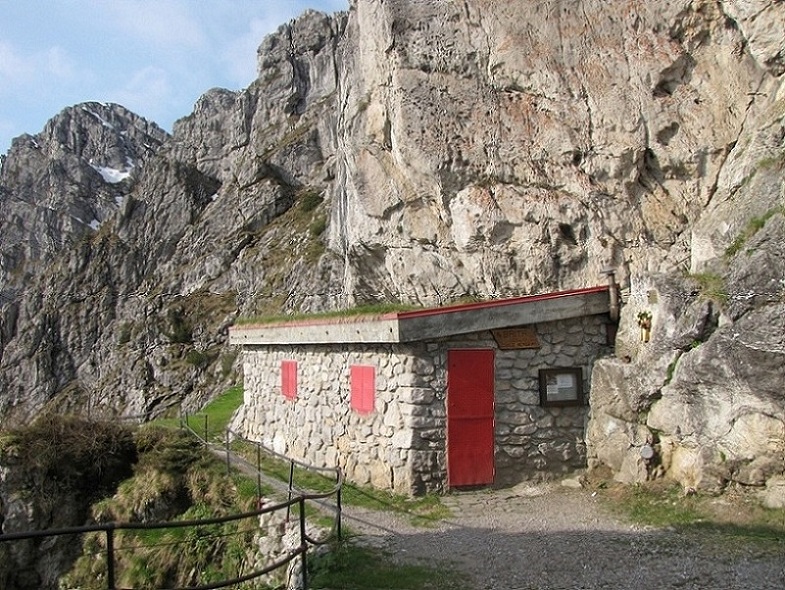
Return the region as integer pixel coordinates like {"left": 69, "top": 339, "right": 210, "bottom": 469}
{"left": 233, "top": 302, "right": 423, "bottom": 326}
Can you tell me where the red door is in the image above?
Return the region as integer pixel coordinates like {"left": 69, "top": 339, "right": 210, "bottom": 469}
{"left": 447, "top": 349, "right": 495, "bottom": 487}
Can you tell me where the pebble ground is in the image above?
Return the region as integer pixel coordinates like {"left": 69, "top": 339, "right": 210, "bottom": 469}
{"left": 342, "top": 482, "right": 785, "bottom": 590}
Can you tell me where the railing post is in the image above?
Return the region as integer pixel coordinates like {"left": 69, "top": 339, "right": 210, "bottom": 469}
{"left": 203, "top": 414, "right": 208, "bottom": 442}
{"left": 256, "top": 443, "right": 262, "bottom": 501}
{"left": 225, "top": 429, "right": 231, "bottom": 476}
{"left": 286, "top": 461, "right": 295, "bottom": 521}
{"left": 106, "top": 524, "right": 115, "bottom": 590}
{"left": 336, "top": 470, "right": 343, "bottom": 541}
{"left": 299, "top": 497, "right": 308, "bottom": 590}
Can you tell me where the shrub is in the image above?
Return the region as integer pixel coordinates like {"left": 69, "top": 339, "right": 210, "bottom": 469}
{"left": 162, "top": 307, "right": 193, "bottom": 344}
{"left": 117, "top": 322, "right": 133, "bottom": 345}
{"left": 220, "top": 350, "right": 238, "bottom": 377}
{"left": 299, "top": 189, "right": 324, "bottom": 212}
{"left": 133, "top": 426, "right": 206, "bottom": 477}
{"left": 724, "top": 205, "right": 785, "bottom": 259}
{"left": 0, "top": 415, "right": 137, "bottom": 499}
{"left": 309, "top": 215, "right": 327, "bottom": 236}
{"left": 688, "top": 272, "right": 728, "bottom": 305}
{"left": 185, "top": 349, "right": 209, "bottom": 368}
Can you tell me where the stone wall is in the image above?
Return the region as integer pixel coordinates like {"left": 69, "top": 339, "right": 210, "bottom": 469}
{"left": 243, "top": 342, "right": 432, "bottom": 495}
{"left": 242, "top": 313, "right": 611, "bottom": 495}
{"left": 492, "top": 316, "right": 610, "bottom": 484}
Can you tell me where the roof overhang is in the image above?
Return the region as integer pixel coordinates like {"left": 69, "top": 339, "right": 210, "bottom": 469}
{"left": 229, "top": 286, "right": 612, "bottom": 346}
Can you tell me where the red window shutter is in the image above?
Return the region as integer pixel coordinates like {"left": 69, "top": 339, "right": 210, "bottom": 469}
{"left": 350, "top": 365, "right": 375, "bottom": 414}
{"left": 281, "top": 360, "right": 298, "bottom": 400}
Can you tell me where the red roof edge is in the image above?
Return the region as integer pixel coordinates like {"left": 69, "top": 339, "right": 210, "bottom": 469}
{"left": 395, "top": 285, "right": 610, "bottom": 320}
{"left": 231, "top": 285, "right": 610, "bottom": 330}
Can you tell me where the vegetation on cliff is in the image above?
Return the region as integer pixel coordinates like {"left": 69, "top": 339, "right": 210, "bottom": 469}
{"left": 60, "top": 426, "right": 264, "bottom": 589}
{"left": 0, "top": 413, "right": 264, "bottom": 589}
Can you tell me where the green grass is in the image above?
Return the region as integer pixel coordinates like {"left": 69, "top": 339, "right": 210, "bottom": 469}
{"left": 339, "top": 487, "right": 450, "bottom": 527}
{"left": 724, "top": 205, "right": 785, "bottom": 259}
{"left": 234, "top": 303, "right": 423, "bottom": 326}
{"left": 148, "top": 385, "right": 244, "bottom": 434}
{"left": 687, "top": 271, "right": 728, "bottom": 305}
{"left": 201, "top": 385, "right": 244, "bottom": 432}
{"left": 309, "top": 544, "right": 468, "bottom": 590}
{"left": 617, "top": 484, "right": 705, "bottom": 528}
{"left": 233, "top": 472, "right": 272, "bottom": 501}
{"left": 121, "top": 522, "right": 188, "bottom": 549}
{"left": 606, "top": 483, "right": 785, "bottom": 551}
{"left": 177, "top": 385, "right": 244, "bottom": 442}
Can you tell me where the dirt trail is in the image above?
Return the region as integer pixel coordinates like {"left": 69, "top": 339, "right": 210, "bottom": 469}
{"left": 216, "top": 445, "right": 783, "bottom": 589}
{"left": 341, "top": 482, "right": 785, "bottom": 590}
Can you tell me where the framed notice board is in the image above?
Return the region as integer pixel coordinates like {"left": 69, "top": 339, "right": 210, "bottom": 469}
{"left": 538, "top": 367, "right": 584, "bottom": 407}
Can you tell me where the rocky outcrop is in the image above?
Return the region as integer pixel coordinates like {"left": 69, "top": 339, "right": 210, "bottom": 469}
{"left": 0, "top": 417, "right": 136, "bottom": 590}
{"left": 0, "top": 1, "right": 783, "bottom": 491}
{"left": 588, "top": 209, "right": 785, "bottom": 491}
{"left": 586, "top": 0, "right": 785, "bottom": 491}
{"left": 0, "top": 103, "right": 167, "bottom": 292}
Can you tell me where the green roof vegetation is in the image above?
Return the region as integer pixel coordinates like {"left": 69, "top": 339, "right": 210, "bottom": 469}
{"left": 234, "top": 302, "right": 423, "bottom": 326}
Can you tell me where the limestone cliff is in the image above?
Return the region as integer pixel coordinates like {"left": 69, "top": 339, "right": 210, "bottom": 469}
{"left": 0, "top": 0, "right": 783, "bottom": 491}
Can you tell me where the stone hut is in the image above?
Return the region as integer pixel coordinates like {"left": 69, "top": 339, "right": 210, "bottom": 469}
{"left": 230, "top": 285, "right": 616, "bottom": 495}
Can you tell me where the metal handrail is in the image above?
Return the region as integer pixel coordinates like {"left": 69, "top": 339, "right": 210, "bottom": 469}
{"left": 183, "top": 411, "right": 345, "bottom": 545}
{"left": 0, "top": 496, "right": 309, "bottom": 590}
{"left": 181, "top": 414, "right": 345, "bottom": 501}
{"left": 1, "top": 415, "right": 346, "bottom": 590}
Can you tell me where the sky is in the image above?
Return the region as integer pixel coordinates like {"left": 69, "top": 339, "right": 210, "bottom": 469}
{"left": 0, "top": 0, "right": 349, "bottom": 156}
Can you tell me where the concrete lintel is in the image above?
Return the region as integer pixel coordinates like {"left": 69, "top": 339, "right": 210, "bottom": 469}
{"left": 229, "top": 317, "right": 401, "bottom": 345}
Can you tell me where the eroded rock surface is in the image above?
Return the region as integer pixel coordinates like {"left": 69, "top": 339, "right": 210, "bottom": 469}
{"left": 0, "top": 0, "right": 783, "bottom": 490}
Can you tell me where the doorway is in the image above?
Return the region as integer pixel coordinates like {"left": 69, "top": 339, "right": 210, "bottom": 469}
{"left": 446, "top": 349, "right": 495, "bottom": 487}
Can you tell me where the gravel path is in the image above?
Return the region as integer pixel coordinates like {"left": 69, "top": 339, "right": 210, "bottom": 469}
{"left": 341, "top": 482, "right": 785, "bottom": 590}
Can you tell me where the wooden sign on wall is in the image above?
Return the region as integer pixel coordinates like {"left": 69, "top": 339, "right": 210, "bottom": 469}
{"left": 492, "top": 327, "right": 540, "bottom": 349}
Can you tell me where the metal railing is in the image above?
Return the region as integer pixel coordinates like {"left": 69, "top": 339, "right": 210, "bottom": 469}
{"left": 1, "top": 497, "right": 312, "bottom": 590}
{"left": 180, "top": 413, "right": 344, "bottom": 543}
{"left": 1, "top": 415, "right": 344, "bottom": 590}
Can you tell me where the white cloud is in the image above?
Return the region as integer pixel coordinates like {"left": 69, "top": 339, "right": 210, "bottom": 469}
{"left": 109, "top": 66, "right": 175, "bottom": 125}
{"left": 45, "top": 46, "right": 78, "bottom": 79}
{"left": 95, "top": 0, "right": 207, "bottom": 50}
{"left": 0, "top": 41, "right": 31, "bottom": 84}
{"left": 221, "top": 18, "right": 278, "bottom": 87}
{"left": 0, "top": 118, "right": 18, "bottom": 142}
{"left": 0, "top": 41, "right": 81, "bottom": 98}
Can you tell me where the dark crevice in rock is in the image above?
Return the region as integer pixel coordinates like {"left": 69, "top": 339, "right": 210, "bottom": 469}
{"left": 656, "top": 122, "right": 680, "bottom": 146}
{"left": 653, "top": 54, "right": 696, "bottom": 98}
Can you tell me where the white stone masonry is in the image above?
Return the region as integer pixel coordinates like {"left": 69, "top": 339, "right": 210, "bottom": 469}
{"left": 242, "top": 314, "right": 611, "bottom": 494}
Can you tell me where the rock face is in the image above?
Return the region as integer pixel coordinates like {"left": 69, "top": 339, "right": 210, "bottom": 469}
{"left": 0, "top": 1, "right": 783, "bottom": 490}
